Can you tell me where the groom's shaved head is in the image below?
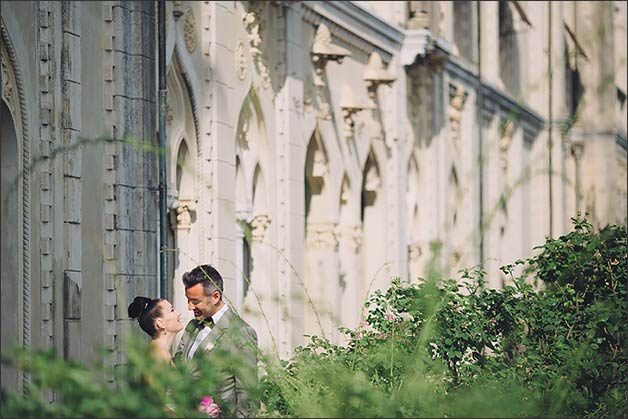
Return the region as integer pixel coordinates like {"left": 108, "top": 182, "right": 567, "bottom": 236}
{"left": 183, "top": 264, "right": 223, "bottom": 296}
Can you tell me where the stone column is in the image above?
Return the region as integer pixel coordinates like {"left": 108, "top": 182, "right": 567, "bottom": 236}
{"left": 304, "top": 222, "right": 340, "bottom": 342}
{"left": 336, "top": 224, "right": 362, "bottom": 332}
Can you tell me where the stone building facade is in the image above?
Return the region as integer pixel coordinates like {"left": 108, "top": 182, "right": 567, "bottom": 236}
{"left": 1, "top": 1, "right": 626, "bottom": 393}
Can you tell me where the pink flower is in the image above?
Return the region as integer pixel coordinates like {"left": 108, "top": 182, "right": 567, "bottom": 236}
{"left": 198, "top": 395, "right": 221, "bottom": 418}
{"left": 385, "top": 312, "right": 396, "bottom": 322}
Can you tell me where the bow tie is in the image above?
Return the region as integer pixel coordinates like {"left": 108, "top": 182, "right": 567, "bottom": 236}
{"left": 196, "top": 317, "right": 214, "bottom": 330}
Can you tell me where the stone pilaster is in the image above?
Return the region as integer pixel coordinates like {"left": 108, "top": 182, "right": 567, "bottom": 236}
{"left": 37, "top": 1, "right": 55, "bottom": 350}
{"left": 61, "top": 0, "right": 83, "bottom": 360}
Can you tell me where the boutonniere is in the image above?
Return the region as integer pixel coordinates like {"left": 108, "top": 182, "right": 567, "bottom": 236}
{"left": 204, "top": 341, "right": 215, "bottom": 351}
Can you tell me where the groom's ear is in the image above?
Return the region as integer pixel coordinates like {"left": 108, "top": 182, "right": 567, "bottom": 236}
{"left": 210, "top": 290, "right": 221, "bottom": 303}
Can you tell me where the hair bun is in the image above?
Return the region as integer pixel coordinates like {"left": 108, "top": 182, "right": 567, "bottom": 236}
{"left": 128, "top": 296, "right": 151, "bottom": 319}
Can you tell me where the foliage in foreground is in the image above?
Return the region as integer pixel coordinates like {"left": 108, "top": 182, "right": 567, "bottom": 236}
{"left": 260, "top": 219, "right": 627, "bottom": 418}
{"left": 1, "top": 218, "right": 626, "bottom": 418}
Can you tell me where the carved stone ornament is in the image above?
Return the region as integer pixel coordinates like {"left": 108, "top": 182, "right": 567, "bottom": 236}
{"left": 243, "top": 8, "right": 271, "bottom": 89}
{"left": 364, "top": 165, "right": 381, "bottom": 192}
{"left": 1, "top": 42, "right": 18, "bottom": 118}
{"left": 167, "top": 103, "right": 174, "bottom": 125}
{"left": 311, "top": 23, "right": 351, "bottom": 87}
{"left": 364, "top": 52, "right": 396, "bottom": 100}
{"left": 408, "top": 242, "right": 422, "bottom": 261}
{"left": 172, "top": 199, "right": 197, "bottom": 230}
{"left": 448, "top": 83, "right": 467, "bottom": 153}
{"left": 235, "top": 40, "right": 247, "bottom": 81}
{"left": 499, "top": 119, "right": 515, "bottom": 171}
{"left": 340, "top": 85, "right": 374, "bottom": 137}
{"left": 251, "top": 213, "right": 271, "bottom": 242}
{"left": 306, "top": 222, "right": 339, "bottom": 250}
{"left": 183, "top": 8, "right": 197, "bottom": 53}
{"left": 312, "top": 148, "right": 328, "bottom": 179}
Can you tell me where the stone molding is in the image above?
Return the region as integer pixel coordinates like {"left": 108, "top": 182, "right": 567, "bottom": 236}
{"left": 183, "top": 8, "right": 197, "bottom": 53}
{"left": 235, "top": 39, "right": 247, "bottom": 81}
{"left": 1, "top": 16, "right": 31, "bottom": 357}
{"left": 243, "top": 3, "right": 271, "bottom": 89}
{"left": 302, "top": 2, "right": 401, "bottom": 63}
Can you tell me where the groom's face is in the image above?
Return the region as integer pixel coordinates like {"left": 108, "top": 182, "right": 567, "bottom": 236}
{"left": 185, "top": 283, "right": 218, "bottom": 319}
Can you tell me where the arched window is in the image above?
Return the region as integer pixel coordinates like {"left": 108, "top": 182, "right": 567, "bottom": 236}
{"left": 1, "top": 99, "right": 20, "bottom": 392}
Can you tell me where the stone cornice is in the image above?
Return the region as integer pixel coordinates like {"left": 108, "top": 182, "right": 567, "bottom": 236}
{"left": 301, "top": 1, "right": 404, "bottom": 62}
{"left": 438, "top": 43, "right": 545, "bottom": 140}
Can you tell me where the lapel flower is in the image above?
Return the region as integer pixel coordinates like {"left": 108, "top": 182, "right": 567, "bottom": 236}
{"left": 198, "top": 395, "right": 221, "bottom": 417}
{"left": 204, "top": 341, "right": 215, "bottom": 351}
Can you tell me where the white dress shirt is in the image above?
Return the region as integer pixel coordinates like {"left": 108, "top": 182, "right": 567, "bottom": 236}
{"left": 187, "top": 304, "right": 230, "bottom": 359}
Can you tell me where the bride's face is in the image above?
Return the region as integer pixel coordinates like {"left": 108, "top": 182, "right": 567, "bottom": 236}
{"left": 157, "top": 300, "right": 183, "bottom": 334}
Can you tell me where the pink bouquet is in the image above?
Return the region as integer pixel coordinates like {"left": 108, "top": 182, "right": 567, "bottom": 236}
{"left": 198, "top": 395, "right": 221, "bottom": 418}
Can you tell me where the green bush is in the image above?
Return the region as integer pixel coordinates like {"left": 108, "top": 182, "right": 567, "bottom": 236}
{"left": 261, "top": 218, "right": 627, "bottom": 418}
{"left": 2, "top": 218, "right": 626, "bottom": 418}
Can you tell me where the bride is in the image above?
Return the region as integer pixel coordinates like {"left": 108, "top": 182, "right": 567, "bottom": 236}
{"left": 128, "top": 296, "right": 184, "bottom": 364}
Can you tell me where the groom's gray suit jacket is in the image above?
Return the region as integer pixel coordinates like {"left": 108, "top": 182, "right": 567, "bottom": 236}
{"left": 175, "top": 307, "right": 258, "bottom": 417}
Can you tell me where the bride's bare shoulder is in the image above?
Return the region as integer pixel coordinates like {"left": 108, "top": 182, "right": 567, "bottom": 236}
{"left": 150, "top": 340, "right": 173, "bottom": 363}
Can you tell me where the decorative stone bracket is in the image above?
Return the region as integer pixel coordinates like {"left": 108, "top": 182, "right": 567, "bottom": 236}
{"left": 448, "top": 83, "right": 468, "bottom": 153}
{"left": 171, "top": 199, "right": 197, "bottom": 230}
{"left": 312, "top": 23, "right": 351, "bottom": 86}
{"left": 498, "top": 119, "right": 515, "bottom": 171}
{"left": 251, "top": 213, "right": 271, "bottom": 242}
{"left": 340, "top": 85, "right": 374, "bottom": 137}
{"left": 364, "top": 52, "right": 396, "bottom": 102}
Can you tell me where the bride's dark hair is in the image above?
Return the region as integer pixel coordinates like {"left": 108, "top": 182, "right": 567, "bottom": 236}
{"left": 128, "top": 296, "right": 164, "bottom": 338}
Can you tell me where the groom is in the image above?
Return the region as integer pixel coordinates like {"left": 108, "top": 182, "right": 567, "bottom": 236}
{"left": 174, "top": 264, "right": 259, "bottom": 417}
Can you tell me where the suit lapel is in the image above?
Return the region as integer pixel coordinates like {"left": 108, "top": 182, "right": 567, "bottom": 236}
{"left": 192, "top": 309, "right": 233, "bottom": 360}
{"left": 178, "top": 319, "right": 202, "bottom": 360}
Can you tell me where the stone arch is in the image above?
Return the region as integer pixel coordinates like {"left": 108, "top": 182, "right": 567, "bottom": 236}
{"left": 1, "top": 18, "right": 30, "bottom": 394}
{"left": 166, "top": 54, "right": 200, "bottom": 319}
{"left": 360, "top": 148, "right": 387, "bottom": 298}
{"left": 167, "top": 56, "right": 199, "bottom": 198}
{"left": 304, "top": 128, "right": 330, "bottom": 222}
{"left": 170, "top": 45, "right": 202, "bottom": 156}
{"left": 236, "top": 87, "right": 274, "bottom": 349}
{"left": 235, "top": 86, "right": 269, "bottom": 196}
{"left": 303, "top": 127, "right": 339, "bottom": 340}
